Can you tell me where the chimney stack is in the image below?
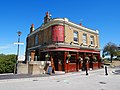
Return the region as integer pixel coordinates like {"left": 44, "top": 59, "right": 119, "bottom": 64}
{"left": 30, "top": 24, "right": 34, "bottom": 33}
{"left": 44, "top": 11, "right": 50, "bottom": 24}
{"left": 79, "top": 23, "right": 82, "bottom": 26}
{"left": 46, "top": 12, "right": 49, "bottom": 17}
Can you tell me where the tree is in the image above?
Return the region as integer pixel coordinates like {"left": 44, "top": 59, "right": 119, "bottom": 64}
{"left": 0, "top": 54, "right": 16, "bottom": 73}
{"left": 103, "top": 42, "right": 118, "bottom": 63}
{"left": 116, "top": 51, "right": 120, "bottom": 60}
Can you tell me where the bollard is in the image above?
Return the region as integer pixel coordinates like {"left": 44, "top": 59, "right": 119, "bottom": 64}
{"left": 86, "top": 65, "right": 88, "bottom": 75}
{"left": 105, "top": 66, "right": 108, "bottom": 75}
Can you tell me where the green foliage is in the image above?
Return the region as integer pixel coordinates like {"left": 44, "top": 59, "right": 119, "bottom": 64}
{"left": 116, "top": 51, "right": 120, "bottom": 56}
{"left": 0, "top": 54, "right": 16, "bottom": 73}
{"left": 103, "top": 42, "right": 118, "bottom": 63}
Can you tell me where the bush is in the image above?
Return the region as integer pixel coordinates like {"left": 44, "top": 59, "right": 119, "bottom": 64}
{"left": 0, "top": 54, "right": 16, "bottom": 73}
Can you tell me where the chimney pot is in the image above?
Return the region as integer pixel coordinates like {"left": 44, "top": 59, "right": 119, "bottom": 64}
{"left": 80, "top": 23, "right": 82, "bottom": 26}
{"left": 31, "top": 24, "right": 34, "bottom": 28}
{"left": 30, "top": 24, "right": 34, "bottom": 33}
{"left": 46, "top": 12, "right": 49, "bottom": 16}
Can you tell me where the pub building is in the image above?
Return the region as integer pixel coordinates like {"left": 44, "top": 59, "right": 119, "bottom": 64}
{"left": 25, "top": 12, "right": 101, "bottom": 73}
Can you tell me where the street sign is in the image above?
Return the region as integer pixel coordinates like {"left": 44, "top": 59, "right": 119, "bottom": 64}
{"left": 14, "top": 42, "right": 24, "bottom": 45}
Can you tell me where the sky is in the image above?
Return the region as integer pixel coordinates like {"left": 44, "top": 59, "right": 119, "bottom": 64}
{"left": 0, "top": 0, "right": 120, "bottom": 56}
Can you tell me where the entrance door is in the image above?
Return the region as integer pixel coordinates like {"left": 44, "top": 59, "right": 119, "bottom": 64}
{"left": 89, "top": 56, "right": 93, "bottom": 69}
{"left": 53, "top": 58, "right": 58, "bottom": 71}
{"left": 52, "top": 52, "right": 64, "bottom": 71}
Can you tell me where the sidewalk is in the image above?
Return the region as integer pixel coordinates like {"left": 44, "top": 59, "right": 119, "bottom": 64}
{"left": 0, "top": 67, "right": 120, "bottom": 90}
{"left": 0, "top": 66, "right": 119, "bottom": 81}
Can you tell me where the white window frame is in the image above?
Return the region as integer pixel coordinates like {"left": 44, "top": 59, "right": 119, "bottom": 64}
{"left": 90, "top": 36, "right": 94, "bottom": 46}
{"left": 73, "top": 31, "right": 78, "bottom": 43}
{"left": 82, "top": 34, "right": 87, "bottom": 45}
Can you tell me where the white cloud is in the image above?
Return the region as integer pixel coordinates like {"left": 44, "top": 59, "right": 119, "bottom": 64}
{"left": 0, "top": 44, "right": 25, "bottom": 55}
{"left": 0, "top": 44, "right": 14, "bottom": 49}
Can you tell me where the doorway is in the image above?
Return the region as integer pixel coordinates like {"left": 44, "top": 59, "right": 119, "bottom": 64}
{"left": 52, "top": 52, "right": 64, "bottom": 71}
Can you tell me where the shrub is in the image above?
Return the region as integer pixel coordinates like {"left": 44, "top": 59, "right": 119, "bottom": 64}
{"left": 0, "top": 54, "right": 16, "bottom": 73}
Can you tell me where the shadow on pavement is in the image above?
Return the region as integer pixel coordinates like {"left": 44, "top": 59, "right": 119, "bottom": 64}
{"left": 0, "top": 74, "right": 49, "bottom": 80}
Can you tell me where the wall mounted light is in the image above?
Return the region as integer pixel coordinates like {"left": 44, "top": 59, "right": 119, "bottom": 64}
{"left": 70, "top": 41, "right": 73, "bottom": 45}
{"left": 95, "top": 46, "right": 98, "bottom": 48}
{"left": 88, "top": 45, "right": 91, "bottom": 47}
{"left": 80, "top": 43, "right": 83, "bottom": 46}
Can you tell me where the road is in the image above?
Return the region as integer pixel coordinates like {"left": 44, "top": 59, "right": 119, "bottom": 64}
{"left": 0, "top": 67, "right": 120, "bottom": 90}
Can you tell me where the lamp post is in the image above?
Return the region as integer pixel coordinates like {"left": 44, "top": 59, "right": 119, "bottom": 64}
{"left": 15, "top": 31, "right": 22, "bottom": 74}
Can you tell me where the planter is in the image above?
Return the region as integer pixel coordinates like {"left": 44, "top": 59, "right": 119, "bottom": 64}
{"left": 93, "top": 62, "right": 98, "bottom": 69}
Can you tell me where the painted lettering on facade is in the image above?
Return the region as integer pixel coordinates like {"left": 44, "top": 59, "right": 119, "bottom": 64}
{"left": 52, "top": 25, "right": 64, "bottom": 42}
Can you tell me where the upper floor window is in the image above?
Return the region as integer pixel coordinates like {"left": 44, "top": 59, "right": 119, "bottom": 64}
{"left": 82, "top": 34, "right": 87, "bottom": 45}
{"left": 90, "top": 36, "right": 94, "bottom": 46}
{"left": 73, "top": 31, "right": 78, "bottom": 42}
{"left": 35, "top": 35, "right": 38, "bottom": 45}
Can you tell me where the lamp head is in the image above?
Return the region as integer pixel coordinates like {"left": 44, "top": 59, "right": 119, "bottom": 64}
{"left": 17, "top": 31, "right": 22, "bottom": 36}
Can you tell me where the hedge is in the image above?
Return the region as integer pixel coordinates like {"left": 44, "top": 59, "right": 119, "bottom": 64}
{"left": 0, "top": 54, "right": 16, "bottom": 73}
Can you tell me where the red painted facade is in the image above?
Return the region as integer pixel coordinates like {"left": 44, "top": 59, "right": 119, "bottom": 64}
{"left": 68, "top": 63, "right": 76, "bottom": 72}
{"left": 44, "top": 47, "right": 100, "bottom": 54}
{"left": 52, "top": 25, "right": 64, "bottom": 42}
{"left": 42, "top": 46, "right": 101, "bottom": 72}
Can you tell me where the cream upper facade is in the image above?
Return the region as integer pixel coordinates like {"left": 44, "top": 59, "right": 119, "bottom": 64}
{"left": 27, "top": 18, "right": 100, "bottom": 50}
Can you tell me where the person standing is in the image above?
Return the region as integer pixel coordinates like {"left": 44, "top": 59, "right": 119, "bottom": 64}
{"left": 51, "top": 57, "right": 55, "bottom": 73}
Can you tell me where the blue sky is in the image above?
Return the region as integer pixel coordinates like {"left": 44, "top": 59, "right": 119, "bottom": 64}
{"left": 0, "top": 0, "right": 120, "bottom": 56}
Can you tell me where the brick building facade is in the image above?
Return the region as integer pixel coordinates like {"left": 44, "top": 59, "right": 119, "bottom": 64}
{"left": 25, "top": 12, "right": 101, "bottom": 73}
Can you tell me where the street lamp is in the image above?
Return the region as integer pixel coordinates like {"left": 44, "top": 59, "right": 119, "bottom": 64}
{"left": 15, "top": 31, "right": 22, "bottom": 74}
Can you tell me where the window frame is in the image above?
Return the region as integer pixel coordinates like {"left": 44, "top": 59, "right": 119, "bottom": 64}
{"left": 73, "top": 31, "right": 78, "bottom": 43}
{"left": 82, "top": 33, "right": 87, "bottom": 45}
{"left": 90, "top": 35, "right": 94, "bottom": 46}
{"left": 35, "top": 34, "right": 39, "bottom": 45}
